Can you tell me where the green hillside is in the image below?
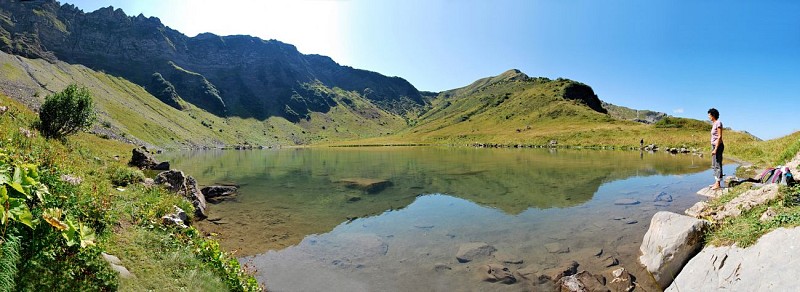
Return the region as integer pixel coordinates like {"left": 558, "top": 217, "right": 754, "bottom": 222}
{"left": 0, "top": 52, "right": 406, "bottom": 149}
{"left": 602, "top": 101, "right": 667, "bottom": 124}
{"left": 344, "top": 69, "right": 760, "bottom": 151}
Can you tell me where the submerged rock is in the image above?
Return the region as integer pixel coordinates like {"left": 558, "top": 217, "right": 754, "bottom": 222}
{"left": 456, "top": 242, "right": 496, "bottom": 263}
{"left": 601, "top": 255, "right": 619, "bottom": 267}
{"left": 614, "top": 198, "right": 640, "bottom": 205}
{"left": 654, "top": 191, "right": 673, "bottom": 202}
{"left": 559, "top": 271, "right": 609, "bottom": 292}
{"left": 201, "top": 185, "right": 238, "bottom": 204}
{"left": 544, "top": 242, "right": 570, "bottom": 254}
{"left": 433, "top": 263, "right": 452, "bottom": 272}
{"left": 479, "top": 263, "right": 516, "bottom": 284}
{"left": 336, "top": 178, "right": 393, "bottom": 194}
{"left": 542, "top": 260, "right": 579, "bottom": 282}
{"left": 494, "top": 251, "right": 524, "bottom": 264}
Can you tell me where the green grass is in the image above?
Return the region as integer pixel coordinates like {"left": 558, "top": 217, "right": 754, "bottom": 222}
{"left": 104, "top": 227, "right": 228, "bottom": 291}
{"left": 0, "top": 93, "right": 260, "bottom": 290}
{"left": 706, "top": 185, "right": 800, "bottom": 247}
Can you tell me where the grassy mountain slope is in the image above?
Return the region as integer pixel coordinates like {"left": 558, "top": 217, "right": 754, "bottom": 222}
{"left": 342, "top": 69, "right": 760, "bottom": 151}
{"left": 602, "top": 101, "right": 667, "bottom": 124}
{"left": 0, "top": 51, "right": 406, "bottom": 148}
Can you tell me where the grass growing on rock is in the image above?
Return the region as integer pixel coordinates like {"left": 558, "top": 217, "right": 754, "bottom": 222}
{"left": 706, "top": 185, "right": 800, "bottom": 247}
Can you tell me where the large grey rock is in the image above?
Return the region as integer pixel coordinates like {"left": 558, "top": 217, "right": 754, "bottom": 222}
{"left": 455, "top": 242, "right": 496, "bottom": 263}
{"left": 155, "top": 170, "right": 207, "bottom": 220}
{"left": 639, "top": 211, "right": 709, "bottom": 289}
{"left": 667, "top": 227, "right": 800, "bottom": 292}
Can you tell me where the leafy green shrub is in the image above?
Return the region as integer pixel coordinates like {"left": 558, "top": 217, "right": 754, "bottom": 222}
{"left": 191, "top": 233, "right": 261, "bottom": 292}
{"left": 109, "top": 166, "right": 144, "bottom": 187}
{"left": 38, "top": 84, "right": 97, "bottom": 139}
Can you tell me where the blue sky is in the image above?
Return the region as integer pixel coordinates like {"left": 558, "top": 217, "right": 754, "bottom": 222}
{"left": 64, "top": 0, "right": 800, "bottom": 140}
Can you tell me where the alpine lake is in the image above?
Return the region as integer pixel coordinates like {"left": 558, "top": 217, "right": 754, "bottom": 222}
{"left": 160, "top": 147, "right": 733, "bottom": 291}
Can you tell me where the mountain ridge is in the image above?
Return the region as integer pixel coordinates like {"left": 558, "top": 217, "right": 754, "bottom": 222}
{"left": 0, "top": 0, "right": 425, "bottom": 120}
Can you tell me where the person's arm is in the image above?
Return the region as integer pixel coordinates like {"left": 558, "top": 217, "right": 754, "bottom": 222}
{"left": 712, "top": 126, "right": 722, "bottom": 154}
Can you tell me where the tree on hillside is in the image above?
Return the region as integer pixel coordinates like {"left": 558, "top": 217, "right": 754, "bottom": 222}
{"left": 38, "top": 84, "right": 97, "bottom": 139}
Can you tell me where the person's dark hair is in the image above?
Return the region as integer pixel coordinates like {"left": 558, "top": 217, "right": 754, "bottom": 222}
{"left": 708, "top": 108, "right": 719, "bottom": 120}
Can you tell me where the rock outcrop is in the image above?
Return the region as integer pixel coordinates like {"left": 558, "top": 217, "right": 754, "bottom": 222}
{"left": 161, "top": 205, "right": 189, "bottom": 228}
{"left": 639, "top": 211, "right": 709, "bottom": 289}
{"left": 667, "top": 227, "right": 800, "bottom": 292}
{"left": 709, "top": 184, "right": 779, "bottom": 221}
{"left": 154, "top": 170, "right": 207, "bottom": 219}
{"left": 129, "top": 147, "right": 169, "bottom": 170}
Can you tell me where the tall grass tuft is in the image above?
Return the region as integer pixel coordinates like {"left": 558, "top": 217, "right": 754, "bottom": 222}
{"left": 0, "top": 235, "right": 21, "bottom": 291}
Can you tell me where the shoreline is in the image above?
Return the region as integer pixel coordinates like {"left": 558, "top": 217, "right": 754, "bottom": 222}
{"left": 639, "top": 150, "right": 800, "bottom": 290}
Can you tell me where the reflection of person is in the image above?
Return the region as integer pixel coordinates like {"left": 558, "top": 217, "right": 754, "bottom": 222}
{"left": 708, "top": 108, "right": 724, "bottom": 189}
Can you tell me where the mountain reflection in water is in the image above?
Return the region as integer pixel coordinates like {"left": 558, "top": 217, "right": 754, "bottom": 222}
{"left": 161, "top": 147, "right": 717, "bottom": 256}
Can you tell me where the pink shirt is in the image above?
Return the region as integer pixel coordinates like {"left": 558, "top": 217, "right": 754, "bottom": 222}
{"left": 711, "top": 120, "right": 723, "bottom": 145}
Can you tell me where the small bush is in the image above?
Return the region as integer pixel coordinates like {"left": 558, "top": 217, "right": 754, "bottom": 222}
{"left": 38, "top": 84, "right": 97, "bottom": 139}
{"left": 110, "top": 166, "right": 145, "bottom": 186}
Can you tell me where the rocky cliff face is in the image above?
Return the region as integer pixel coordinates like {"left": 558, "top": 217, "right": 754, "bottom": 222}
{"left": 0, "top": 0, "right": 424, "bottom": 120}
